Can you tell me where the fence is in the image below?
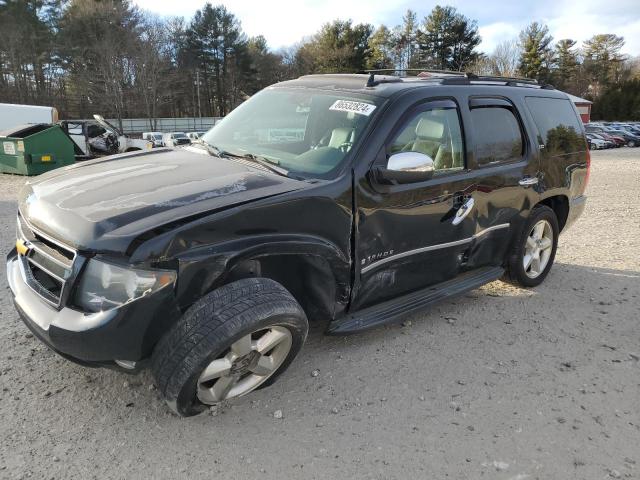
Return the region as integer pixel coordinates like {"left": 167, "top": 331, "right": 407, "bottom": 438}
{"left": 105, "top": 117, "right": 223, "bottom": 135}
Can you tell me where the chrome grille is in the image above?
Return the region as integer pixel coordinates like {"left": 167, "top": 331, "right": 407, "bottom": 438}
{"left": 16, "top": 214, "right": 77, "bottom": 307}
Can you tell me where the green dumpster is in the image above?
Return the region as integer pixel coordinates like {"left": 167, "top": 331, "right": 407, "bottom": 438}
{"left": 0, "top": 124, "right": 75, "bottom": 175}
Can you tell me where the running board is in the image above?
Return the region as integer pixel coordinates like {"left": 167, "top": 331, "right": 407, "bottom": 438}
{"left": 327, "top": 266, "right": 504, "bottom": 335}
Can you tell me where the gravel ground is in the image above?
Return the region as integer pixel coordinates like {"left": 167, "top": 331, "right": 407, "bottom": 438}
{"left": 1, "top": 148, "right": 639, "bottom": 480}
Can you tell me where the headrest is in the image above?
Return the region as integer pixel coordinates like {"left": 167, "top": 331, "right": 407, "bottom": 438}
{"left": 415, "top": 117, "right": 444, "bottom": 140}
{"left": 329, "top": 127, "right": 354, "bottom": 148}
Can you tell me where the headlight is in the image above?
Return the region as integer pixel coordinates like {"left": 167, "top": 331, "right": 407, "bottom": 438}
{"left": 75, "top": 259, "right": 176, "bottom": 313}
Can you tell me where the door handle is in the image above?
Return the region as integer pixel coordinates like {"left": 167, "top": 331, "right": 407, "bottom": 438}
{"left": 519, "top": 177, "right": 539, "bottom": 187}
{"left": 452, "top": 197, "right": 474, "bottom": 225}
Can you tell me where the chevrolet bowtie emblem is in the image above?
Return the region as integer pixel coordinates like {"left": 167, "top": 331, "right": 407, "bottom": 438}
{"left": 16, "top": 239, "right": 30, "bottom": 256}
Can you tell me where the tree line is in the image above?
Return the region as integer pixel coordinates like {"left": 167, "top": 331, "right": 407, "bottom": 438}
{"left": 1, "top": 0, "right": 638, "bottom": 129}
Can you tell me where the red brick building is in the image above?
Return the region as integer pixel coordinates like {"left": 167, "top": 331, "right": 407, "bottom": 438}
{"left": 566, "top": 93, "right": 592, "bottom": 123}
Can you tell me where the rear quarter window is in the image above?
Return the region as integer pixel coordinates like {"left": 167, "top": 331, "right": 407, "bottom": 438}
{"left": 525, "top": 97, "right": 585, "bottom": 155}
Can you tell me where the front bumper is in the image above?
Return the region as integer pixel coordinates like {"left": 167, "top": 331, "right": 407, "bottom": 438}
{"left": 6, "top": 249, "right": 181, "bottom": 365}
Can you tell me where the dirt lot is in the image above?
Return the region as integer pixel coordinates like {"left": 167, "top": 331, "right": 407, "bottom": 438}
{"left": 0, "top": 148, "right": 638, "bottom": 480}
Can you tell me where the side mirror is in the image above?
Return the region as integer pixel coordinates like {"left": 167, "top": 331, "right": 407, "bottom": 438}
{"left": 375, "top": 151, "right": 435, "bottom": 184}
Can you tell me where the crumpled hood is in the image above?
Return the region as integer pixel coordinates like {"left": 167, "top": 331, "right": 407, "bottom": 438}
{"left": 19, "top": 148, "right": 305, "bottom": 253}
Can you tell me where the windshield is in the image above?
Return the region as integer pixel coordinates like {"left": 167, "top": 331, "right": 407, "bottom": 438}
{"left": 174, "top": 133, "right": 187, "bottom": 139}
{"left": 202, "top": 87, "right": 383, "bottom": 179}
{"left": 153, "top": 134, "right": 162, "bottom": 140}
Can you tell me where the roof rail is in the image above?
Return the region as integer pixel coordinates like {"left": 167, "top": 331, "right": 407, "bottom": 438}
{"left": 365, "top": 68, "right": 467, "bottom": 76}
{"left": 364, "top": 69, "right": 469, "bottom": 87}
{"left": 363, "top": 69, "right": 554, "bottom": 90}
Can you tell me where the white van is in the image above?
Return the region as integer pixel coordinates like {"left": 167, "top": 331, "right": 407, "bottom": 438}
{"left": 162, "top": 132, "right": 191, "bottom": 147}
{"left": 0, "top": 103, "right": 58, "bottom": 131}
{"left": 186, "top": 131, "right": 207, "bottom": 143}
{"left": 142, "top": 132, "right": 165, "bottom": 147}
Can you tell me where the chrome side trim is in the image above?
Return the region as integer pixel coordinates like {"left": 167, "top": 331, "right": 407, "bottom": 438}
{"left": 361, "top": 223, "right": 510, "bottom": 274}
{"left": 472, "top": 223, "right": 511, "bottom": 238}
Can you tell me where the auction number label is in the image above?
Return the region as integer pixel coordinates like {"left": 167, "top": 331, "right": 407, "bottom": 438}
{"left": 329, "top": 100, "right": 376, "bottom": 116}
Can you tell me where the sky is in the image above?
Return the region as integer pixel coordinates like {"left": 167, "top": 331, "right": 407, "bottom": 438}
{"left": 133, "top": 0, "right": 640, "bottom": 55}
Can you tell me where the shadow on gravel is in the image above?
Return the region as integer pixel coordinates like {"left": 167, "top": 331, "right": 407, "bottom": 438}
{"left": 3, "top": 261, "right": 639, "bottom": 421}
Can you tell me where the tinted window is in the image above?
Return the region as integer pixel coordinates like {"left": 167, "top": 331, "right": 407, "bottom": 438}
{"left": 471, "top": 107, "right": 523, "bottom": 166}
{"left": 388, "top": 105, "right": 465, "bottom": 176}
{"left": 525, "top": 97, "right": 584, "bottom": 155}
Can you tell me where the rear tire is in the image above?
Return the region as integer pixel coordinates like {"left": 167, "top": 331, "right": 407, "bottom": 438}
{"left": 504, "top": 205, "right": 559, "bottom": 288}
{"left": 151, "top": 278, "right": 308, "bottom": 417}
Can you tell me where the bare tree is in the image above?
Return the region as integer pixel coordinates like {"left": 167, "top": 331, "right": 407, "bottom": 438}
{"left": 491, "top": 39, "right": 521, "bottom": 77}
{"left": 133, "top": 14, "right": 173, "bottom": 129}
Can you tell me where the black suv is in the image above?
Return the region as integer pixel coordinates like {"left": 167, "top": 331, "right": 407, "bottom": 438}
{"left": 7, "top": 72, "right": 589, "bottom": 416}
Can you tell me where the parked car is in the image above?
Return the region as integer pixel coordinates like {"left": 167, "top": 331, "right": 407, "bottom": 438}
{"left": 586, "top": 125, "right": 640, "bottom": 147}
{"left": 142, "top": 132, "right": 165, "bottom": 147}
{"left": 60, "top": 115, "right": 152, "bottom": 159}
{"left": 163, "top": 132, "right": 191, "bottom": 147}
{"left": 187, "top": 131, "right": 208, "bottom": 143}
{"left": 608, "top": 128, "right": 640, "bottom": 147}
{"left": 585, "top": 133, "right": 608, "bottom": 149}
{"left": 594, "top": 131, "right": 624, "bottom": 147}
{"left": 7, "top": 72, "right": 589, "bottom": 416}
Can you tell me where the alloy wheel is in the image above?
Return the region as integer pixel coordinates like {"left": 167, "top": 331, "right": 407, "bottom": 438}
{"left": 196, "top": 326, "right": 292, "bottom": 404}
{"left": 523, "top": 219, "right": 554, "bottom": 279}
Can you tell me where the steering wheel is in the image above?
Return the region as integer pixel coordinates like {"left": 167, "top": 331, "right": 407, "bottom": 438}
{"left": 336, "top": 142, "right": 353, "bottom": 153}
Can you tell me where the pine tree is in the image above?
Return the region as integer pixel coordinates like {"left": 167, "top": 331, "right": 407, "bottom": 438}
{"left": 552, "top": 39, "right": 578, "bottom": 91}
{"left": 367, "top": 25, "right": 394, "bottom": 70}
{"left": 417, "top": 5, "right": 481, "bottom": 71}
{"left": 583, "top": 34, "right": 627, "bottom": 96}
{"left": 518, "top": 22, "right": 553, "bottom": 81}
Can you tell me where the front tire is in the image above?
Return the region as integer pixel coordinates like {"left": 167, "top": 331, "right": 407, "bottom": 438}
{"left": 504, "top": 205, "right": 559, "bottom": 288}
{"left": 151, "top": 278, "right": 308, "bottom": 417}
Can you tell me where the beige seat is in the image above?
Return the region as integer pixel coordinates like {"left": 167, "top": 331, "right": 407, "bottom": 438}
{"left": 405, "top": 115, "right": 463, "bottom": 171}
{"left": 328, "top": 127, "right": 354, "bottom": 149}
{"left": 407, "top": 117, "right": 444, "bottom": 158}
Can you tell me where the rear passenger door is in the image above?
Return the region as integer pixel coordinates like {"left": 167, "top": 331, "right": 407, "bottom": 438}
{"left": 462, "top": 96, "right": 541, "bottom": 268}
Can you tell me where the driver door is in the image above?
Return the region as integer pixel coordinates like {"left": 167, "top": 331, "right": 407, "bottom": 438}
{"left": 353, "top": 99, "right": 480, "bottom": 310}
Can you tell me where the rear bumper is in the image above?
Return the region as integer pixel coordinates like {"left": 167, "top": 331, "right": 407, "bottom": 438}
{"left": 6, "top": 249, "right": 181, "bottom": 365}
{"left": 564, "top": 195, "right": 587, "bottom": 232}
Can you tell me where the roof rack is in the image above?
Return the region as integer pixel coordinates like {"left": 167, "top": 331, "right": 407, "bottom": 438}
{"left": 363, "top": 69, "right": 554, "bottom": 90}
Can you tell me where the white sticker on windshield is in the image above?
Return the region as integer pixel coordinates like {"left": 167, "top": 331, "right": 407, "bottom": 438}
{"left": 329, "top": 100, "right": 376, "bottom": 116}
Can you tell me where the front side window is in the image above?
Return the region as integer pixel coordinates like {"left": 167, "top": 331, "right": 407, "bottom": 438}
{"left": 388, "top": 104, "right": 465, "bottom": 176}
{"left": 471, "top": 107, "right": 523, "bottom": 166}
{"left": 202, "top": 88, "right": 383, "bottom": 179}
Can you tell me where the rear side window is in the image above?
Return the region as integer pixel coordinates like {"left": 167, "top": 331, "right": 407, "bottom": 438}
{"left": 525, "top": 97, "right": 584, "bottom": 155}
{"left": 471, "top": 107, "right": 523, "bottom": 166}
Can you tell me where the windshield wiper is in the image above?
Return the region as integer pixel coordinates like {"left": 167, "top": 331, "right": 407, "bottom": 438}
{"left": 239, "top": 153, "right": 292, "bottom": 178}
{"left": 204, "top": 142, "right": 292, "bottom": 179}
